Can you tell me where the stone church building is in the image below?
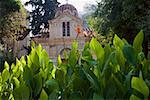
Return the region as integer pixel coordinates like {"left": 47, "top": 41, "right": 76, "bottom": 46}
{"left": 31, "top": 4, "right": 90, "bottom": 63}
{"left": 13, "top": 3, "right": 150, "bottom": 63}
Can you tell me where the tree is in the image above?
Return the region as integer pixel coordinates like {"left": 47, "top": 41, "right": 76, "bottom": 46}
{"left": 83, "top": 4, "right": 103, "bottom": 34}
{"left": 0, "top": 0, "right": 27, "bottom": 44}
{"left": 92, "top": 0, "right": 150, "bottom": 43}
{"left": 26, "top": 0, "right": 59, "bottom": 35}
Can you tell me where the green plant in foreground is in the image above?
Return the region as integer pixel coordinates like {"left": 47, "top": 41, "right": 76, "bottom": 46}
{"left": 0, "top": 31, "right": 149, "bottom": 99}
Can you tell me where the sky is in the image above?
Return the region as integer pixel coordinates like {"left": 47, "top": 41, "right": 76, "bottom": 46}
{"left": 21, "top": 0, "right": 97, "bottom": 13}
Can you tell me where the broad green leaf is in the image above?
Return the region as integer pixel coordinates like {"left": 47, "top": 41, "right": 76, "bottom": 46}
{"left": 131, "top": 77, "right": 149, "bottom": 97}
{"left": 13, "top": 83, "right": 30, "bottom": 100}
{"left": 82, "top": 68, "right": 100, "bottom": 90}
{"left": 104, "top": 45, "right": 111, "bottom": 62}
{"left": 2, "top": 69, "right": 10, "bottom": 83}
{"left": 40, "top": 49, "right": 50, "bottom": 69}
{"left": 55, "top": 69, "right": 65, "bottom": 88}
{"left": 27, "top": 55, "right": 32, "bottom": 68}
{"left": 51, "top": 67, "right": 56, "bottom": 78}
{"left": 133, "top": 30, "right": 144, "bottom": 54}
{"left": 33, "top": 74, "right": 42, "bottom": 97}
{"left": 90, "top": 38, "right": 104, "bottom": 67}
{"left": 39, "top": 89, "right": 48, "bottom": 100}
{"left": 81, "top": 56, "right": 97, "bottom": 65}
{"left": 31, "top": 40, "right": 35, "bottom": 47}
{"left": 36, "top": 44, "right": 42, "bottom": 56}
{"left": 48, "top": 92, "right": 57, "bottom": 100}
{"left": 69, "top": 92, "right": 82, "bottom": 100}
{"left": 102, "top": 52, "right": 115, "bottom": 79}
{"left": 30, "top": 49, "right": 39, "bottom": 66}
{"left": 4, "top": 61, "right": 9, "bottom": 70}
{"left": 13, "top": 77, "right": 20, "bottom": 88}
{"left": 20, "top": 56, "right": 26, "bottom": 67}
{"left": 116, "top": 48, "right": 126, "bottom": 66}
{"left": 93, "top": 93, "right": 104, "bottom": 100}
{"left": 130, "top": 95, "right": 140, "bottom": 100}
{"left": 124, "top": 70, "right": 133, "bottom": 90}
{"left": 137, "top": 52, "right": 145, "bottom": 62}
{"left": 68, "top": 41, "right": 79, "bottom": 67}
{"left": 123, "top": 44, "right": 137, "bottom": 66}
{"left": 112, "top": 74, "right": 125, "bottom": 96}
{"left": 23, "top": 67, "right": 33, "bottom": 85}
{"left": 57, "top": 55, "right": 62, "bottom": 66}
{"left": 29, "top": 49, "right": 40, "bottom": 73}
{"left": 113, "top": 34, "right": 124, "bottom": 49}
{"left": 16, "top": 58, "right": 23, "bottom": 72}
{"left": 45, "top": 79, "right": 59, "bottom": 92}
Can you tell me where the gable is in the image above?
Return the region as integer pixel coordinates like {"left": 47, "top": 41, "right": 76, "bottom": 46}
{"left": 48, "top": 12, "right": 83, "bottom": 24}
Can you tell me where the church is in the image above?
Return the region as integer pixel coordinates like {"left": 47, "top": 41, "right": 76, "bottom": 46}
{"left": 29, "top": 3, "right": 91, "bottom": 63}
{"left": 13, "top": 2, "right": 150, "bottom": 62}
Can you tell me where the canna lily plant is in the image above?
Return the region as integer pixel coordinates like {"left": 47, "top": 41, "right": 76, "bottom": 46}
{"left": 0, "top": 31, "right": 149, "bottom": 99}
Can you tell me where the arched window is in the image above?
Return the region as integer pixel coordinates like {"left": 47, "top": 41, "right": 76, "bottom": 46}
{"left": 62, "top": 22, "right": 66, "bottom": 36}
{"left": 67, "top": 22, "right": 70, "bottom": 36}
{"left": 62, "top": 22, "right": 70, "bottom": 37}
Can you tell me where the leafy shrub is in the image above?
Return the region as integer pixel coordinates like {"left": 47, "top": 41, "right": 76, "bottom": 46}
{"left": 0, "top": 50, "right": 15, "bottom": 72}
{"left": 0, "top": 31, "right": 149, "bottom": 99}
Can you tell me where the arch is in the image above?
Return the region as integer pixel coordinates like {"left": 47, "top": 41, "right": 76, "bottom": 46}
{"left": 59, "top": 48, "right": 71, "bottom": 58}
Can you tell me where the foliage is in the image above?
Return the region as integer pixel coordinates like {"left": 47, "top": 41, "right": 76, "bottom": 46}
{"left": 25, "top": 0, "right": 59, "bottom": 35}
{"left": 95, "top": 32, "right": 113, "bottom": 47}
{"left": 0, "top": 50, "right": 15, "bottom": 72}
{"left": 0, "top": 31, "right": 150, "bottom": 99}
{"left": 87, "top": 0, "right": 150, "bottom": 42}
{"left": 0, "top": 0, "right": 27, "bottom": 43}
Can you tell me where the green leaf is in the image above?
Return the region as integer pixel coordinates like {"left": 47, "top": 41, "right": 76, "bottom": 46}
{"left": 12, "top": 77, "right": 20, "bottom": 88}
{"left": 55, "top": 69, "right": 65, "bottom": 88}
{"left": 123, "top": 44, "right": 137, "bottom": 66}
{"left": 4, "top": 61, "right": 9, "bottom": 70}
{"left": 20, "top": 56, "right": 26, "bottom": 67}
{"left": 82, "top": 68, "right": 100, "bottom": 90}
{"left": 113, "top": 34, "right": 124, "bottom": 49}
{"left": 69, "top": 92, "right": 82, "bottom": 100}
{"left": 31, "top": 41, "right": 36, "bottom": 47}
{"left": 90, "top": 38, "right": 104, "bottom": 67}
{"left": 29, "top": 49, "right": 40, "bottom": 73}
{"left": 33, "top": 74, "right": 42, "bottom": 97}
{"left": 23, "top": 67, "right": 33, "bottom": 85}
{"left": 2, "top": 69, "right": 10, "bottom": 83}
{"left": 124, "top": 70, "right": 133, "bottom": 90}
{"left": 39, "top": 89, "right": 48, "bottom": 100}
{"left": 45, "top": 79, "right": 59, "bottom": 92}
{"left": 36, "top": 44, "right": 42, "bottom": 56}
{"left": 102, "top": 52, "right": 115, "bottom": 79}
{"left": 93, "top": 93, "right": 104, "bottom": 100}
{"left": 130, "top": 95, "right": 140, "bottom": 100}
{"left": 68, "top": 41, "right": 79, "bottom": 67}
{"left": 13, "top": 83, "right": 30, "bottom": 100}
{"left": 131, "top": 77, "right": 149, "bottom": 97}
{"left": 51, "top": 67, "right": 56, "bottom": 78}
{"left": 116, "top": 48, "right": 126, "bottom": 66}
{"left": 57, "top": 55, "right": 62, "bottom": 66}
{"left": 48, "top": 92, "right": 57, "bottom": 100}
{"left": 40, "top": 49, "right": 50, "bottom": 69}
{"left": 112, "top": 74, "right": 125, "bottom": 96}
{"left": 133, "top": 30, "right": 144, "bottom": 54}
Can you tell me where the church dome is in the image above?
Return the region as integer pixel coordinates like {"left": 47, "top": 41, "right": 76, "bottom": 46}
{"left": 55, "top": 4, "right": 78, "bottom": 17}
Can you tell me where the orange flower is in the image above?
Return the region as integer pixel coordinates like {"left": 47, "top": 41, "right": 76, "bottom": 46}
{"left": 76, "top": 25, "right": 81, "bottom": 34}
